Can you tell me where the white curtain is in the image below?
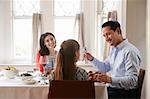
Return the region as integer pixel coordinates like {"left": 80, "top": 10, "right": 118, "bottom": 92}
{"left": 74, "top": 13, "right": 85, "bottom": 48}
{"left": 32, "top": 13, "right": 43, "bottom": 63}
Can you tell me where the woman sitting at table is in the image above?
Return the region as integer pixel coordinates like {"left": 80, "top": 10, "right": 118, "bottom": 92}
{"left": 53, "top": 39, "right": 88, "bottom": 80}
{"left": 35, "top": 32, "right": 58, "bottom": 73}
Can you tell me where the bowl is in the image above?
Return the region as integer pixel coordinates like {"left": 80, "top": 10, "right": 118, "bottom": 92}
{"left": 20, "top": 73, "right": 33, "bottom": 80}
{"left": 2, "top": 69, "right": 18, "bottom": 78}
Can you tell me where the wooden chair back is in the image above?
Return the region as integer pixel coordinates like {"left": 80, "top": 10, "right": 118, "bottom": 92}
{"left": 48, "top": 80, "right": 95, "bottom": 99}
{"left": 137, "top": 68, "right": 145, "bottom": 99}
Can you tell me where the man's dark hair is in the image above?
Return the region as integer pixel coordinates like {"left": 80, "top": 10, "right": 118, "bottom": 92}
{"left": 102, "top": 21, "right": 122, "bottom": 34}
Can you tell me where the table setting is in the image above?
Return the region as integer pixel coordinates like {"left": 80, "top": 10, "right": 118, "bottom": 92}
{"left": 0, "top": 66, "right": 53, "bottom": 86}
{"left": 0, "top": 65, "right": 108, "bottom": 99}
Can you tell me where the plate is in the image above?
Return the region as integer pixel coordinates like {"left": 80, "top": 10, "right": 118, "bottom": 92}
{"left": 23, "top": 79, "right": 36, "bottom": 85}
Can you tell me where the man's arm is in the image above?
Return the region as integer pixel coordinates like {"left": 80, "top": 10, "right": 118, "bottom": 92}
{"left": 85, "top": 52, "right": 111, "bottom": 73}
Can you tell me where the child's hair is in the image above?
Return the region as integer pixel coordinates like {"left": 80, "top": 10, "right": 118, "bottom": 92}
{"left": 55, "top": 39, "right": 80, "bottom": 80}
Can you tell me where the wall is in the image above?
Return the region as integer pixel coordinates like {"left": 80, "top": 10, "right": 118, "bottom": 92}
{"left": 126, "top": 0, "right": 146, "bottom": 98}
{"left": 0, "top": 0, "right": 4, "bottom": 63}
{"left": 0, "top": 0, "right": 12, "bottom": 63}
{"left": 126, "top": 0, "right": 146, "bottom": 68}
{"left": 146, "top": 0, "right": 150, "bottom": 98}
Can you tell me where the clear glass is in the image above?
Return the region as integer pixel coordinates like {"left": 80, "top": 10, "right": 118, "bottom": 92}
{"left": 80, "top": 47, "right": 88, "bottom": 64}
{"left": 80, "top": 47, "right": 87, "bottom": 61}
{"left": 45, "top": 56, "right": 56, "bottom": 70}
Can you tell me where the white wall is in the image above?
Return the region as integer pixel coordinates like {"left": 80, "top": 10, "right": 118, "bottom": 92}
{"left": 146, "top": 0, "right": 150, "bottom": 98}
{"left": 126, "top": 0, "right": 146, "bottom": 68}
{"left": 126, "top": 0, "right": 146, "bottom": 98}
{"left": 0, "top": 0, "right": 12, "bottom": 63}
{"left": 0, "top": 0, "right": 4, "bottom": 63}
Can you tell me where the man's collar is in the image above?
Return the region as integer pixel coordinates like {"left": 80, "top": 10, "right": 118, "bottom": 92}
{"left": 112, "top": 39, "right": 128, "bottom": 50}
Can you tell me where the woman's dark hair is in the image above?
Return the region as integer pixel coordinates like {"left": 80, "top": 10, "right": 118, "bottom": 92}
{"left": 39, "top": 32, "right": 56, "bottom": 56}
{"left": 102, "top": 21, "right": 122, "bottom": 34}
{"left": 55, "top": 39, "right": 80, "bottom": 80}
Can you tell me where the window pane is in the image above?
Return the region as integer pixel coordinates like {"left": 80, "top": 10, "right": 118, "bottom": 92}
{"left": 102, "top": 0, "right": 118, "bottom": 12}
{"left": 13, "top": 19, "right": 32, "bottom": 59}
{"left": 54, "top": 18, "right": 76, "bottom": 50}
{"left": 54, "top": 0, "right": 80, "bottom": 16}
{"left": 13, "top": 0, "right": 40, "bottom": 16}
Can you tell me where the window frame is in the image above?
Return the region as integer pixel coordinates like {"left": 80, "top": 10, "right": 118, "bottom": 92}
{"left": 53, "top": 0, "right": 81, "bottom": 50}
{"left": 11, "top": 0, "right": 39, "bottom": 63}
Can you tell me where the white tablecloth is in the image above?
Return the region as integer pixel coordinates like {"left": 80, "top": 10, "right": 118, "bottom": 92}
{"left": 0, "top": 64, "right": 107, "bottom": 99}
{"left": 0, "top": 77, "right": 108, "bottom": 99}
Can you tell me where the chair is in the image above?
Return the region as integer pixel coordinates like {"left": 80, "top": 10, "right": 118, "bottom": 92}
{"left": 137, "top": 68, "right": 145, "bottom": 99}
{"left": 48, "top": 80, "right": 95, "bottom": 99}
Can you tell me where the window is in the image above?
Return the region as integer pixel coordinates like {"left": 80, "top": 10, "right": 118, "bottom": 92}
{"left": 54, "top": 0, "right": 80, "bottom": 50}
{"left": 96, "top": 0, "right": 119, "bottom": 60}
{"left": 12, "top": 0, "right": 40, "bottom": 62}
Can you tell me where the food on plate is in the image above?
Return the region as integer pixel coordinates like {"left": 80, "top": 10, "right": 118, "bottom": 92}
{"left": 20, "top": 73, "right": 33, "bottom": 81}
{"left": 20, "top": 73, "right": 32, "bottom": 76}
{"left": 4, "top": 66, "right": 17, "bottom": 71}
{"left": 2, "top": 66, "right": 18, "bottom": 78}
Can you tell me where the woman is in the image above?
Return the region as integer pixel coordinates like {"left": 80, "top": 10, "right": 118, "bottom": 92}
{"left": 35, "top": 32, "right": 57, "bottom": 73}
{"left": 54, "top": 39, "right": 88, "bottom": 80}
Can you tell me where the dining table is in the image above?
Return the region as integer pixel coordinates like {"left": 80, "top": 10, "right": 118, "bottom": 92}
{"left": 0, "top": 64, "right": 108, "bottom": 99}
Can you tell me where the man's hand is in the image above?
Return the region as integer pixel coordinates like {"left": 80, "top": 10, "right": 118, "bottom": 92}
{"left": 84, "top": 52, "right": 94, "bottom": 61}
{"left": 88, "top": 71, "right": 112, "bottom": 83}
{"left": 88, "top": 71, "right": 102, "bottom": 81}
{"left": 98, "top": 74, "right": 112, "bottom": 83}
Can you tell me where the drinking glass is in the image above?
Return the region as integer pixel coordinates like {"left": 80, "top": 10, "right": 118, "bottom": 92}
{"left": 80, "top": 47, "right": 88, "bottom": 63}
{"left": 44, "top": 56, "right": 56, "bottom": 75}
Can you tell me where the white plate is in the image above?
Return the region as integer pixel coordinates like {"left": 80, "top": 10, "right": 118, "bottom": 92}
{"left": 21, "top": 76, "right": 33, "bottom": 81}
{"left": 23, "top": 79, "right": 36, "bottom": 85}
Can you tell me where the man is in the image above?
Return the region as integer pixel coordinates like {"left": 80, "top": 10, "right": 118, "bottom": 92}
{"left": 85, "top": 21, "right": 141, "bottom": 98}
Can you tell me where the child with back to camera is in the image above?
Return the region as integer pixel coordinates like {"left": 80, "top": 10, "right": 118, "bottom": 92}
{"left": 53, "top": 39, "right": 88, "bottom": 80}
